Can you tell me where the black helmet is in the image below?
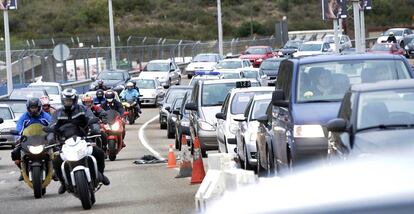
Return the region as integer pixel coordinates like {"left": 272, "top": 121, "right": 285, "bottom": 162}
{"left": 105, "top": 90, "right": 116, "bottom": 103}
{"left": 98, "top": 79, "right": 104, "bottom": 86}
{"left": 26, "top": 98, "right": 42, "bottom": 117}
{"left": 96, "top": 89, "right": 104, "bottom": 99}
{"left": 61, "top": 88, "right": 78, "bottom": 111}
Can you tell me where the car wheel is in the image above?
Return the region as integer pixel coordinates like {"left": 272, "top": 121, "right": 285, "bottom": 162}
{"left": 160, "top": 120, "right": 167, "bottom": 129}
{"left": 187, "top": 74, "right": 192, "bottom": 79}
{"left": 266, "top": 145, "right": 275, "bottom": 177}
{"left": 243, "top": 143, "right": 253, "bottom": 170}
{"left": 176, "top": 76, "right": 181, "bottom": 85}
{"left": 256, "top": 143, "right": 265, "bottom": 177}
{"left": 167, "top": 123, "right": 175, "bottom": 139}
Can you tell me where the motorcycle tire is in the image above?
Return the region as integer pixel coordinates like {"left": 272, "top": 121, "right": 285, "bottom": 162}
{"left": 74, "top": 170, "right": 93, "bottom": 210}
{"left": 108, "top": 140, "right": 117, "bottom": 161}
{"left": 128, "top": 113, "right": 135, "bottom": 125}
{"left": 32, "top": 166, "right": 43, "bottom": 199}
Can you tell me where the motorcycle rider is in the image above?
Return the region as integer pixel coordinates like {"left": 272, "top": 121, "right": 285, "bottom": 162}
{"left": 120, "top": 81, "right": 142, "bottom": 115}
{"left": 101, "top": 90, "right": 126, "bottom": 145}
{"left": 387, "top": 32, "right": 397, "bottom": 43}
{"left": 40, "top": 95, "right": 56, "bottom": 116}
{"left": 48, "top": 88, "right": 110, "bottom": 194}
{"left": 90, "top": 79, "right": 109, "bottom": 91}
{"left": 93, "top": 89, "right": 106, "bottom": 105}
{"left": 11, "top": 98, "right": 52, "bottom": 181}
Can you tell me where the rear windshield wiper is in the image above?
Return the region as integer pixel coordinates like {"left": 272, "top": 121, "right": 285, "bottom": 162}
{"left": 357, "top": 124, "right": 414, "bottom": 132}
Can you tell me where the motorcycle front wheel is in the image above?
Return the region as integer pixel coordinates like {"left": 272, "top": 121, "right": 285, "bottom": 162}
{"left": 108, "top": 140, "right": 117, "bottom": 161}
{"left": 74, "top": 170, "right": 93, "bottom": 210}
{"left": 32, "top": 166, "right": 43, "bottom": 199}
{"left": 128, "top": 109, "right": 135, "bottom": 125}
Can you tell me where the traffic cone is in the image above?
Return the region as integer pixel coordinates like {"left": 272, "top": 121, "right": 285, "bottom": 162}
{"left": 191, "top": 136, "right": 205, "bottom": 184}
{"left": 167, "top": 144, "right": 177, "bottom": 168}
{"left": 175, "top": 135, "right": 192, "bottom": 178}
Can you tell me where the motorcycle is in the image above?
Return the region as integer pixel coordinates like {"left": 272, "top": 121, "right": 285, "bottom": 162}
{"left": 44, "top": 119, "right": 104, "bottom": 210}
{"left": 121, "top": 96, "right": 142, "bottom": 124}
{"left": 10, "top": 124, "right": 55, "bottom": 199}
{"left": 100, "top": 110, "right": 125, "bottom": 161}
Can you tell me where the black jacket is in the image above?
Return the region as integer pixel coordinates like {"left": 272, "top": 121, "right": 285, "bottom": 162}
{"left": 101, "top": 100, "right": 125, "bottom": 116}
{"left": 387, "top": 36, "right": 397, "bottom": 43}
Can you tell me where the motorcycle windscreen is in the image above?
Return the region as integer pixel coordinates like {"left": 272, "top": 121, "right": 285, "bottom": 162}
{"left": 102, "top": 109, "right": 120, "bottom": 124}
{"left": 22, "top": 123, "right": 46, "bottom": 136}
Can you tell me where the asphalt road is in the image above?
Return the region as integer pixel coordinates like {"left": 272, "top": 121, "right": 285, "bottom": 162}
{"left": 0, "top": 78, "right": 201, "bottom": 214}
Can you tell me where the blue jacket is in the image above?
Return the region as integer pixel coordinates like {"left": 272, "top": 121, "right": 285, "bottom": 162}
{"left": 120, "top": 89, "right": 140, "bottom": 102}
{"left": 16, "top": 111, "right": 52, "bottom": 135}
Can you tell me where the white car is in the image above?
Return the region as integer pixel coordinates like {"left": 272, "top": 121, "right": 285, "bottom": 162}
{"left": 293, "top": 41, "right": 333, "bottom": 57}
{"left": 215, "top": 58, "right": 252, "bottom": 71}
{"left": 239, "top": 68, "right": 268, "bottom": 86}
{"left": 185, "top": 53, "right": 223, "bottom": 78}
{"left": 28, "top": 82, "right": 62, "bottom": 108}
{"left": 0, "top": 104, "right": 17, "bottom": 147}
{"left": 322, "top": 34, "right": 352, "bottom": 52}
{"left": 377, "top": 28, "right": 413, "bottom": 46}
{"left": 216, "top": 86, "right": 274, "bottom": 154}
{"left": 235, "top": 94, "right": 271, "bottom": 170}
{"left": 139, "top": 59, "right": 181, "bottom": 88}
{"left": 131, "top": 77, "right": 165, "bottom": 107}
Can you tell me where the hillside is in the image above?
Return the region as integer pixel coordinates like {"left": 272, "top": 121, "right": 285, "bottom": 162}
{"left": 3, "top": 0, "right": 414, "bottom": 45}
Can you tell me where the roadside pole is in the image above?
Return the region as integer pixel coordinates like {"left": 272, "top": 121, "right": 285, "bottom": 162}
{"left": 360, "top": 9, "right": 366, "bottom": 52}
{"left": 108, "top": 0, "right": 117, "bottom": 70}
{"left": 352, "top": 0, "right": 362, "bottom": 53}
{"left": 333, "top": 19, "right": 340, "bottom": 53}
{"left": 217, "top": 0, "right": 223, "bottom": 56}
{"left": 4, "top": 9, "right": 12, "bottom": 95}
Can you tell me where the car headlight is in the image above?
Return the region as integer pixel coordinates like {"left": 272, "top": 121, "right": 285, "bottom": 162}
{"left": 123, "top": 103, "right": 131, "bottom": 108}
{"left": 111, "top": 121, "right": 121, "bottom": 131}
{"left": 229, "top": 123, "right": 239, "bottom": 134}
{"left": 293, "top": 125, "right": 324, "bottom": 138}
{"left": 28, "top": 145, "right": 44, "bottom": 155}
{"left": 198, "top": 121, "right": 215, "bottom": 131}
{"left": 256, "top": 58, "right": 263, "bottom": 62}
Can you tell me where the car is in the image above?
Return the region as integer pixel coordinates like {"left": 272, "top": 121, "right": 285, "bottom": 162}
{"left": 235, "top": 94, "right": 272, "bottom": 171}
{"left": 259, "top": 58, "right": 284, "bottom": 86}
{"left": 158, "top": 86, "right": 192, "bottom": 129}
{"left": 269, "top": 54, "right": 414, "bottom": 174}
{"left": 322, "top": 34, "right": 352, "bottom": 52}
{"left": 173, "top": 91, "right": 192, "bottom": 150}
{"left": 239, "top": 68, "right": 268, "bottom": 86}
{"left": 276, "top": 40, "right": 303, "bottom": 57}
{"left": 214, "top": 58, "right": 252, "bottom": 71}
{"left": 327, "top": 79, "right": 414, "bottom": 159}
{"left": 293, "top": 41, "right": 333, "bottom": 57}
{"left": 376, "top": 28, "right": 413, "bottom": 47}
{"left": 184, "top": 53, "right": 223, "bottom": 78}
{"left": 9, "top": 88, "right": 49, "bottom": 100}
{"left": 166, "top": 97, "right": 183, "bottom": 139}
{"left": 28, "top": 82, "right": 62, "bottom": 108}
{"left": 139, "top": 59, "right": 181, "bottom": 88}
{"left": 403, "top": 38, "right": 414, "bottom": 58}
{"left": 217, "top": 70, "right": 242, "bottom": 79}
{"left": 239, "top": 46, "right": 275, "bottom": 67}
{"left": 255, "top": 102, "right": 274, "bottom": 176}
{"left": 188, "top": 73, "right": 221, "bottom": 87}
{"left": 185, "top": 79, "right": 259, "bottom": 157}
{"left": 131, "top": 77, "right": 165, "bottom": 107}
{"left": 0, "top": 104, "right": 17, "bottom": 148}
{"left": 216, "top": 86, "right": 274, "bottom": 154}
{"left": 90, "top": 70, "right": 131, "bottom": 93}
{"left": 0, "top": 99, "right": 26, "bottom": 119}
{"left": 368, "top": 43, "right": 405, "bottom": 56}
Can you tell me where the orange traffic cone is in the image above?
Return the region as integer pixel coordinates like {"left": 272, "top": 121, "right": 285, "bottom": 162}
{"left": 167, "top": 144, "right": 177, "bottom": 168}
{"left": 191, "top": 136, "right": 205, "bottom": 184}
{"left": 176, "top": 135, "right": 192, "bottom": 178}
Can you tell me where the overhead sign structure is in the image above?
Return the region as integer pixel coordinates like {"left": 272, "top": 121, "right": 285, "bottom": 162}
{"left": 0, "top": 0, "right": 17, "bottom": 10}
{"left": 322, "top": 0, "right": 348, "bottom": 20}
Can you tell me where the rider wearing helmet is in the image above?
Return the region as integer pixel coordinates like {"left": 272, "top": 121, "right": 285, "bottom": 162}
{"left": 82, "top": 94, "right": 103, "bottom": 117}
{"left": 93, "top": 89, "right": 106, "bottom": 105}
{"left": 120, "top": 81, "right": 142, "bottom": 114}
{"left": 90, "top": 79, "right": 109, "bottom": 91}
{"left": 11, "top": 98, "right": 52, "bottom": 181}
{"left": 386, "top": 31, "right": 397, "bottom": 43}
{"left": 48, "top": 88, "right": 110, "bottom": 194}
{"left": 101, "top": 90, "right": 125, "bottom": 116}
{"left": 40, "top": 95, "right": 56, "bottom": 116}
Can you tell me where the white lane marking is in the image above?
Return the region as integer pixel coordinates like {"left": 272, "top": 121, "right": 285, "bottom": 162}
{"left": 8, "top": 171, "right": 16, "bottom": 175}
{"left": 138, "top": 115, "right": 165, "bottom": 161}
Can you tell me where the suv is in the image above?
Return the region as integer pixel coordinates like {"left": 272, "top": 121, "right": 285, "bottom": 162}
{"left": 269, "top": 54, "right": 414, "bottom": 173}
{"left": 239, "top": 46, "right": 275, "bottom": 67}
{"left": 185, "top": 79, "right": 259, "bottom": 157}
{"left": 140, "top": 59, "right": 181, "bottom": 88}
{"left": 185, "top": 53, "right": 223, "bottom": 78}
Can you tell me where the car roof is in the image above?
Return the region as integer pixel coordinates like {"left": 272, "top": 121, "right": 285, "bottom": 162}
{"left": 168, "top": 86, "right": 192, "bottom": 90}
{"left": 203, "top": 79, "right": 258, "bottom": 85}
{"left": 0, "top": 103, "right": 10, "bottom": 108}
{"left": 229, "top": 87, "right": 274, "bottom": 94}
{"left": 148, "top": 59, "right": 172, "bottom": 63}
{"left": 290, "top": 53, "right": 407, "bottom": 64}
{"left": 221, "top": 58, "right": 244, "bottom": 62}
{"left": 238, "top": 68, "right": 259, "bottom": 72}
{"left": 263, "top": 58, "right": 284, "bottom": 62}
{"left": 131, "top": 77, "right": 156, "bottom": 81}
{"left": 386, "top": 28, "right": 409, "bottom": 31}
{"left": 351, "top": 79, "right": 414, "bottom": 92}
{"left": 13, "top": 87, "right": 45, "bottom": 91}
{"left": 29, "top": 82, "right": 61, "bottom": 86}
{"left": 253, "top": 93, "right": 272, "bottom": 101}
{"left": 196, "top": 53, "right": 220, "bottom": 56}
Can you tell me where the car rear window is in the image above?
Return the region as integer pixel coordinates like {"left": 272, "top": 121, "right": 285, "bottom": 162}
{"left": 231, "top": 92, "right": 271, "bottom": 114}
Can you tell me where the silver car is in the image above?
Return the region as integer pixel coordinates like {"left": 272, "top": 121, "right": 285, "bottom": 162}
{"left": 139, "top": 59, "right": 182, "bottom": 88}
{"left": 239, "top": 68, "right": 268, "bottom": 86}
{"left": 0, "top": 104, "right": 17, "bottom": 148}
{"left": 131, "top": 77, "right": 165, "bottom": 107}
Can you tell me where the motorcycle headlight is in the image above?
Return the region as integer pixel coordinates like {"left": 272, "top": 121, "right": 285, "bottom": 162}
{"left": 104, "top": 124, "right": 111, "bottom": 130}
{"left": 111, "top": 121, "right": 121, "bottom": 131}
{"left": 256, "top": 58, "right": 263, "bottom": 62}
{"left": 198, "top": 121, "right": 215, "bottom": 131}
{"left": 293, "top": 125, "right": 324, "bottom": 138}
{"left": 28, "top": 145, "right": 44, "bottom": 155}
{"left": 229, "top": 123, "right": 239, "bottom": 134}
{"left": 124, "top": 103, "right": 131, "bottom": 108}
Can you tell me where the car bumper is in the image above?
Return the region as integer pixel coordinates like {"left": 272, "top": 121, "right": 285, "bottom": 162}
{"left": 292, "top": 137, "right": 328, "bottom": 163}
{"left": 141, "top": 97, "right": 156, "bottom": 105}
{"left": 0, "top": 134, "right": 15, "bottom": 146}
{"left": 246, "top": 140, "right": 258, "bottom": 165}
{"left": 267, "top": 77, "right": 277, "bottom": 86}
{"left": 198, "top": 129, "right": 218, "bottom": 151}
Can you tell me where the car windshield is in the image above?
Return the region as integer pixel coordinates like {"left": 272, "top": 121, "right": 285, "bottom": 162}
{"left": 216, "top": 61, "right": 242, "bottom": 69}
{"left": 296, "top": 60, "right": 411, "bottom": 103}
{"left": 29, "top": 85, "right": 59, "bottom": 95}
{"left": 384, "top": 29, "right": 404, "bottom": 37}
{"left": 284, "top": 41, "right": 301, "bottom": 49}
{"left": 251, "top": 99, "right": 271, "bottom": 120}
{"left": 242, "top": 70, "right": 258, "bottom": 78}
{"left": 220, "top": 73, "right": 241, "bottom": 79}
{"left": 166, "top": 90, "right": 188, "bottom": 104}
{"left": 144, "top": 62, "right": 170, "bottom": 72}
{"left": 357, "top": 89, "right": 414, "bottom": 130}
{"left": 299, "top": 43, "right": 322, "bottom": 51}
{"left": 323, "top": 36, "right": 335, "bottom": 43}
{"left": 135, "top": 79, "right": 156, "bottom": 89}
{"left": 245, "top": 47, "right": 267, "bottom": 55}
{"left": 260, "top": 60, "right": 281, "bottom": 70}
{"left": 193, "top": 54, "right": 217, "bottom": 62}
{"left": 0, "top": 107, "right": 12, "bottom": 119}
{"left": 97, "top": 72, "right": 124, "bottom": 80}
{"left": 202, "top": 83, "right": 238, "bottom": 106}
{"left": 371, "top": 44, "right": 393, "bottom": 51}
{"left": 231, "top": 92, "right": 270, "bottom": 114}
{"left": 10, "top": 90, "right": 45, "bottom": 99}
{"left": 8, "top": 103, "right": 26, "bottom": 113}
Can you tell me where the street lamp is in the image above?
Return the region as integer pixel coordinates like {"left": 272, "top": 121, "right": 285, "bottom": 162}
{"left": 217, "top": 0, "right": 223, "bottom": 56}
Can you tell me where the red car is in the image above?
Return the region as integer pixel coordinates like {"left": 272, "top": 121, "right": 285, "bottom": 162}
{"left": 368, "top": 43, "right": 405, "bottom": 55}
{"left": 239, "top": 46, "right": 274, "bottom": 67}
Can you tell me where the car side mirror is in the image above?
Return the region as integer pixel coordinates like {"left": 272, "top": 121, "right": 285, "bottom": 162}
{"left": 173, "top": 109, "right": 181, "bottom": 115}
{"left": 165, "top": 106, "right": 171, "bottom": 112}
{"left": 257, "top": 115, "right": 268, "bottom": 124}
{"left": 327, "top": 118, "right": 348, "bottom": 132}
{"left": 170, "top": 68, "right": 175, "bottom": 72}
{"left": 185, "top": 103, "right": 198, "bottom": 111}
{"left": 215, "top": 112, "right": 226, "bottom": 120}
{"left": 272, "top": 90, "right": 289, "bottom": 108}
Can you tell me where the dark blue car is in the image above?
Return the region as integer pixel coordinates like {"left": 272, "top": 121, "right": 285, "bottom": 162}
{"left": 264, "top": 54, "right": 414, "bottom": 173}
